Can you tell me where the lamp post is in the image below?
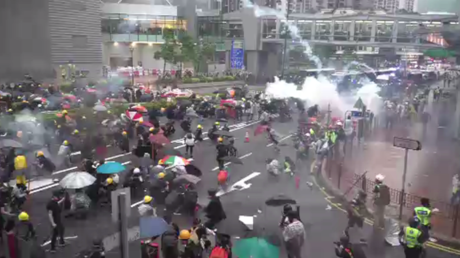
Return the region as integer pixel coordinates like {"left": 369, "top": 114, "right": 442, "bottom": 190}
{"left": 129, "top": 44, "right": 135, "bottom": 86}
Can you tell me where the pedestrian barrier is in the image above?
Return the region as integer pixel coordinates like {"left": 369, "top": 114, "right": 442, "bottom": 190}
{"left": 323, "top": 151, "right": 460, "bottom": 240}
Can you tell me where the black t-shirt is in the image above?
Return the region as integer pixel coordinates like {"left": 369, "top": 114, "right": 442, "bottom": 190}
{"left": 46, "top": 200, "right": 62, "bottom": 224}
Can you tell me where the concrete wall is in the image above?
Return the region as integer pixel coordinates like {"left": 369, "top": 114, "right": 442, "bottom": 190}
{"left": 0, "top": 0, "right": 54, "bottom": 82}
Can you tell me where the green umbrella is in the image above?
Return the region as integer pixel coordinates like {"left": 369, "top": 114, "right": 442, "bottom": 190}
{"left": 423, "top": 48, "right": 455, "bottom": 58}
{"left": 232, "top": 237, "right": 279, "bottom": 258}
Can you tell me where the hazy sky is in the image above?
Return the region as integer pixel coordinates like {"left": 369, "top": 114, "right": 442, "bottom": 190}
{"left": 417, "top": 0, "right": 460, "bottom": 13}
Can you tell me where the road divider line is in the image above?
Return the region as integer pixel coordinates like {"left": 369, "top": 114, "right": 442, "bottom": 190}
{"left": 30, "top": 161, "right": 132, "bottom": 194}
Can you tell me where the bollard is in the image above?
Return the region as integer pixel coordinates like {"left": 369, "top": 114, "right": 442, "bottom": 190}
{"left": 337, "top": 163, "right": 342, "bottom": 189}
{"left": 295, "top": 176, "right": 300, "bottom": 189}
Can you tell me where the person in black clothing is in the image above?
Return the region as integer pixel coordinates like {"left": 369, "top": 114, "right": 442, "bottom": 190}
{"left": 335, "top": 234, "right": 367, "bottom": 258}
{"left": 47, "top": 190, "right": 66, "bottom": 253}
{"left": 204, "top": 189, "right": 226, "bottom": 229}
{"left": 216, "top": 139, "right": 227, "bottom": 170}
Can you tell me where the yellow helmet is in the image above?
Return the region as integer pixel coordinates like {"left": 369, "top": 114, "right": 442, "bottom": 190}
{"left": 160, "top": 107, "right": 166, "bottom": 112}
{"left": 107, "top": 110, "right": 111, "bottom": 114}
{"left": 149, "top": 127, "right": 154, "bottom": 132}
{"left": 144, "top": 195, "right": 153, "bottom": 203}
{"left": 106, "top": 177, "right": 114, "bottom": 185}
{"left": 63, "top": 140, "right": 69, "bottom": 146}
{"left": 122, "top": 131, "right": 128, "bottom": 136}
{"left": 73, "top": 129, "right": 79, "bottom": 134}
{"left": 197, "top": 124, "right": 202, "bottom": 129}
{"left": 158, "top": 172, "right": 165, "bottom": 179}
{"left": 7, "top": 109, "right": 13, "bottom": 112}
{"left": 179, "top": 230, "right": 191, "bottom": 240}
{"left": 36, "top": 151, "right": 44, "bottom": 157}
{"left": 139, "top": 119, "right": 143, "bottom": 124}
{"left": 18, "top": 212, "right": 29, "bottom": 221}
{"left": 215, "top": 122, "right": 220, "bottom": 126}
{"left": 62, "top": 110, "right": 68, "bottom": 115}
{"left": 218, "top": 137, "right": 223, "bottom": 142}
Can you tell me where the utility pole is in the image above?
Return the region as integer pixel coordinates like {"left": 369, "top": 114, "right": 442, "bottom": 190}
{"left": 280, "top": 0, "right": 292, "bottom": 78}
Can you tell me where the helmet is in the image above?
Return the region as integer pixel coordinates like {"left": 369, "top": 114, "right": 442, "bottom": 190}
{"left": 122, "top": 131, "right": 128, "bottom": 136}
{"left": 179, "top": 230, "right": 191, "bottom": 240}
{"left": 18, "top": 212, "right": 29, "bottom": 221}
{"left": 197, "top": 124, "right": 202, "bottom": 129}
{"left": 73, "top": 129, "right": 79, "bottom": 134}
{"left": 36, "top": 151, "right": 44, "bottom": 157}
{"left": 144, "top": 195, "right": 153, "bottom": 203}
{"left": 158, "top": 172, "right": 165, "bottom": 179}
{"left": 133, "top": 168, "right": 141, "bottom": 174}
{"left": 7, "top": 109, "right": 12, "bottom": 112}
{"left": 107, "top": 110, "right": 111, "bottom": 114}
{"left": 106, "top": 177, "right": 114, "bottom": 185}
{"left": 161, "top": 107, "right": 166, "bottom": 112}
{"left": 218, "top": 137, "right": 223, "bottom": 142}
{"left": 62, "top": 110, "right": 68, "bottom": 115}
{"left": 149, "top": 127, "right": 154, "bottom": 132}
{"left": 82, "top": 116, "right": 86, "bottom": 119}
{"left": 63, "top": 140, "right": 69, "bottom": 146}
{"left": 215, "top": 122, "right": 220, "bottom": 126}
{"left": 375, "top": 174, "right": 385, "bottom": 182}
{"left": 139, "top": 120, "right": 143, "bottom": 124}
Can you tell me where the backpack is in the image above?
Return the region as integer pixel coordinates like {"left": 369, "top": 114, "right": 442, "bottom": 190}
{"left": 209, "top": 246, "right": 229, "bottom": 258}
{"left": 14, "top": 155, "right": 27, "bottom": 170}
{"left": 377, "top": 184, "right": 391, "bottom": 205}
{"left": 161, "top": 228, "right": 178, "bottom": 248}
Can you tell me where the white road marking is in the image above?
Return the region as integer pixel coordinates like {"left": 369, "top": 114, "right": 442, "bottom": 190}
{"left": 52, "top": 152, "right": 132, "bottom": 175}
{"left": 169, "top": 122, "right": 249, "bottom": 144}
{"left": 239, "top": 153, "right": 253, "bottom": 159}
{"left": 211, "top": 153, "right": 252, "bottom": 171}
{"left": 30, "top": 161, "right": 132, "bottom": 194}
{"left": 266, "top": 134, "right": 293, "bottom": 147}
{"left": 217, "top": 172, "right": 261, "bottom": 197}
{"left": 41, "top": 235, "right": 79, "bottom": 247}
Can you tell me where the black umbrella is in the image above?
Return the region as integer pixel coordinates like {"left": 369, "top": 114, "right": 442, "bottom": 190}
{"left": 184, "top": 164, "right": 202, "bottom": 177}
{"left": 221, "top": 156, "right": 243, "bottom": 165}
{"left": 214, "top": 130, "right": 233, "bottom": 137}
{"left": 173, "top": 174, "right": 201, "bottom": 185}
{"left": 265, "top": 194, "right": 296, "bottom": 207}
{"left": 0, "top": 139, "right": 23, "bottom": 148}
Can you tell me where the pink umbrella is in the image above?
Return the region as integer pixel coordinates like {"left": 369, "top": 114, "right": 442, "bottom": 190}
{"left": 130, "top": 105, "right": 147, "bottom": 113}
{"left": 254, "top": 125, "right": 269, "bottom": 136}
{"left": 87, "top": 88, "right": 97, "bottom": 93}
{"left": 149, "top": 134, "right": 171, "bottom": 146}
{"left": 125, "top": 110, "right": 143, "bottom": 121}
{"left": 63, "top": 95, "right": 77, "bottom": 102}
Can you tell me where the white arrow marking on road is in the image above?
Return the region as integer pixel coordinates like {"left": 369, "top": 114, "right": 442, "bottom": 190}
{"left": 216, "top": 171, "right": 261, "bottom": 197}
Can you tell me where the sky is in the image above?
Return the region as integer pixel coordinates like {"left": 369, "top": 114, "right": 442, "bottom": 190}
{"left": 416, "top": 0, "right": 460, "bottom": 14}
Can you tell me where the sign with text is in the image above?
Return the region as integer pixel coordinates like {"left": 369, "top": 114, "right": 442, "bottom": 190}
{"left": 230, "top": 40, "right": 244, "bottom": 69}
{"left": 393, "top": 137, "right": 422, "bottom": 151}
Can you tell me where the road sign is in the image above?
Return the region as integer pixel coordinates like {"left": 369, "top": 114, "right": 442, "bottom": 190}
{"left": 103, "top": 226, "right": 140, "bottom": 252}
{"left": 354, "top": 98, "right": 365, "bottom": 109}
{"left": 231, "top": 40, "right": 244, "bottom": 69}
{"left": 111, "top": 188, "right": 131, "bottom": 223}
{"left": 393, "top": 137, "right": 422, "bottom": 151}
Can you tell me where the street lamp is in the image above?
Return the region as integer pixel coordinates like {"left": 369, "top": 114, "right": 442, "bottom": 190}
{"left": 129, "top": 44, "right": 135, "bottom": 86}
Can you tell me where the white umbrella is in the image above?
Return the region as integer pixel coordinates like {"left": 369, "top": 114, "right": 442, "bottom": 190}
{"left": 93, "top": 105, "right": 108, "bottom": 112}
{"left": 59, "top": 172, "right": 96, "bottom": 189}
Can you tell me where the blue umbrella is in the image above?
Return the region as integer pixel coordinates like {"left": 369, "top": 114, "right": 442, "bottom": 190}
{"left": 139, "top": 217, "right": 170, "bottom": 238}
{"left": 96, "top": 162, "right": 126, "bottom": 174}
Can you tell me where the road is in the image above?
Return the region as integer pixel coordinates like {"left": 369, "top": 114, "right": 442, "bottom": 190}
{"left": 20, "top": 111, "right": 460, "bottom": 258}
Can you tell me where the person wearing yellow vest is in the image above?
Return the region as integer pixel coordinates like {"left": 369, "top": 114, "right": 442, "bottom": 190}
{"left": 399, "top": 218, "right": 424, "bottom": 258}
{"left": 14, "top": 153, "right": 28, "bottom": 190}
{"left": 414, "top": 198, "right": 439, "bottom": 243}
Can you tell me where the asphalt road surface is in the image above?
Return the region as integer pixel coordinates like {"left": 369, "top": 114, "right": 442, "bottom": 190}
{"left": 20, "top": 112, "right": 460, "bottom": 258}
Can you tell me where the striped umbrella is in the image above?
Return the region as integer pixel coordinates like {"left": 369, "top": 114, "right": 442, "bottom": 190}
{"left": 125, "top": 110, "right": 143, "bottom": 121}
{"left": 159, "top": 155, "right": 190, "bottom": 166}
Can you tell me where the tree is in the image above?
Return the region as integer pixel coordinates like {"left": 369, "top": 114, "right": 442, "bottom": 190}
{"left": 195, "top": 41, "right": 215, "bottom": 72}
{"left": 314, "top": 45, "right": 335, "bottom": 61}
{"left": 154, "top": 30, "right": 178, "bottom": 75}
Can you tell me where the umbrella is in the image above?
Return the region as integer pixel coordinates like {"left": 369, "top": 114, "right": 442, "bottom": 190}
{"left": 139, "top": 217, "right": 170, "bottom": 238}
{"left": 125, "top": 110, "right": 143, "bottom": 121}
{"left": 173, "top": 174, "right": 201, "bottom": 185}
{"left": 0, "top": 139, "right": 23, "bottom": 148}
{"left": 171, "top": 165, "right": 187, "bottom": 175}
{"left": 221, "top": 156, "right": 243, "bottom": 165}
{"left": 184, "top": 164, "right": 202, "bottom": 177}
{"left": 254, "top": 125, "right": 269, "bottom": 136}
{"left": 130, "top": 105, "right": 148, "bottom": 113}
{"left": 185, "top": 109, "right": 199, "bottom": 118}
{"left": 149, "top": 134, "right": 171, "bottom": 146}
{"left": 214, "top": 130, "right": 233, "bottom": 137}
{"left": 63, "top": 95, "right": 77, "bottom": 102}
{"left": 93, "top": 105, "right": 108, "bottom": 112}
{"left": 161, "top": 146, "right": 182, "bottom": 156}
{"left": 159, "top": 155, "right": 190, "bottom": 166}
{"left": 97, "top": 161, "right": 126, "bottom": 174}
{"left": 0, "top": 91, "right": 11, "bottom": 96}
{"left": 233, "top": 237, "right": 279, "bottom": 258}
{"left": 59, "top": 172, "right": 96, "bottom": 189}
{"left": 265, "top": 194, "right": 296, "bottom": 206}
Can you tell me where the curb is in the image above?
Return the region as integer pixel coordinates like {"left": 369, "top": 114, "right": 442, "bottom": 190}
{"left": 316, "top": 156, "right": 460, "bottom": 253}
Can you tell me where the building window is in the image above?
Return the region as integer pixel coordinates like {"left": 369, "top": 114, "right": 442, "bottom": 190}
{"left": 70, "top": 1, "right": 86, "bottom": 11}
{"left": 72, "top": 35, "right": 88, "bottom": 48}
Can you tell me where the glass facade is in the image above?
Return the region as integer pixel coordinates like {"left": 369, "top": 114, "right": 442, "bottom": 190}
{"left": 101, "top": 14, "right": 187, "bottom": 43}
{"left": 197, "top": 17, "right": 243, "bottom": 40}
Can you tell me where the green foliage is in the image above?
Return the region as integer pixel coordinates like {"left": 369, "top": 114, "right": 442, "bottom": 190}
{"left": 60, "top": 82, "right": 74, "bottom": 93}
{"left": 191, "top": 78, "right": 201, "bottom": 83}
{"left": 314, "top": 45, "right": 335, "bottom": 60}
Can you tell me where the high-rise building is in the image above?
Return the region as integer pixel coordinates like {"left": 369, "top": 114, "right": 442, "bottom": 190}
{"left": 374, "top": 0, "right": 413, "bottom": 12}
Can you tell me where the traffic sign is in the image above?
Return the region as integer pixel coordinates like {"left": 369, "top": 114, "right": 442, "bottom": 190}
{"left": 111, "top": 188, "right": 131, "bottom": 223}
{"left": 393, "top": 137, "right": 422, "bottom": 151}
{"left": 230, "top": 40, "right": 244, "bottom": 69}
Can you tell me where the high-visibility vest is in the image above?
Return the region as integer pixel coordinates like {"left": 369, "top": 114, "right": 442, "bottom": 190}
{"left": 309, "top": 128, "right": 315, "bottom": 135}
{"left": 404, "top": 226, "right": 421, "bottom": 248}
{"left": 414, "top": 206, "right": 431, "bottom": 226}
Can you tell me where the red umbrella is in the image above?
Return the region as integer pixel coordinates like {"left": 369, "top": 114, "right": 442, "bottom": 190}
{"left": 63, "top": 95, "right": 77, "bottom": 102}
{"left": 149, "top": 134, "right": 171, "bottom": 145}
{"left": 130, "top": 105, "right": 147, "bottom": 113}
{"left": 254, "top": 125, "right": 269, "bottom": 136}
{"left": 125, "top": 110, "right": 143, "bottom": 121}
{"left": 139, "top": 121, "right": 154, "bottom": 128}
{"left": 87, "top": 88, "right": 97, "bottom": 93}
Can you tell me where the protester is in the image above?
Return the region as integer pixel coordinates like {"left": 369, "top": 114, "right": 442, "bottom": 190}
{"left": 282, "top": 210, "right": 305, "bottom": 258}
{"left": 47, "top": 190, "right": 67, "bottom": 253}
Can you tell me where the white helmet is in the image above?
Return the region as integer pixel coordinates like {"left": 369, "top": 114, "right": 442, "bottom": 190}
{"left": 375, "top": 174, "right": 385, "bottom": 182}
{"left": 133, "top": 168, "right": 141, "bottom": 174}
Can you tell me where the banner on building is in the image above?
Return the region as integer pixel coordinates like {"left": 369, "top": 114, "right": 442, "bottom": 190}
{"left": 230, "top": 40, "right": 244, "bottom": 69}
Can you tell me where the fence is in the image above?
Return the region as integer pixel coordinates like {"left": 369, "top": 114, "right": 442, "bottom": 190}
{"left": 324, "top": 151, "right": 460, "bottom": 239}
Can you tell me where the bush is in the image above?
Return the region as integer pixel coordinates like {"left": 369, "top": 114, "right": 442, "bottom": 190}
{"left": 191, "top": 78, "right": 200, "bottom": 83}
{"left": 60, "top": 82, "right": 74, "bottom": 93}
{"left": 182, "top": 78, "right": 192, "bottom": 84}
{"left": 205, "top": 77, "right": 214, "bottom": 82}
{"left": 224, "top": 76, "right": 235, "bottom": 81}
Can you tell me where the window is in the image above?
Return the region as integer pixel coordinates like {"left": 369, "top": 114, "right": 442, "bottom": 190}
{"left": 70, "top": 1, "right": 86, "bottom": 11}
{"left": 72, "top": 35, "right": 88, "bottom": 48}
